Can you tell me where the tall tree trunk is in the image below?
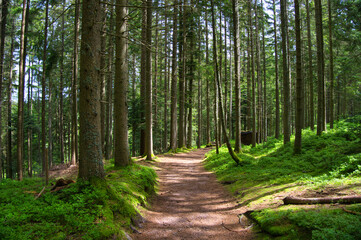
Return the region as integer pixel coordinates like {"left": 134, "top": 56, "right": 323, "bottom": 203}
{"left": 163, "top": 11, "right": 169, "bottom": 150}
{"left": 100, "top": 3, "right": 107, "bottom": 156}
{"left": 306, "top": 0, "right": 314, "bottom": 131}
{"left": 114, "top": 0, "right": 130, "bottom": 167}
{"left": 170, "top": 0, "right": 178, "bottom": 152}
{"left": 255, "top": 0, "right": 262, "bottom": 144}
{"left": 145, "top": 0, "right": 154, "bottom": 160}
{"left": 71, "top": 0, "right": 80, "bottom": 165}
{"left": 294, "top": 0, "right": 303, "bottom": 153}
{"left": 249, "top": 0, "right": 256, "bottom": 147}
{"left": 17, "top": 0, "right": 29, "bottom": 181}
{"left": 205, "top": 12, "right": 211, "bottom": 144}
{"left": 78, "top": 0, "right": 105, "bottom": 180}
{"left": 315, "top": 0, "right": 325, "bottom": 135}
{"left": 131, "top": 55, "right": 136, "bottom": 156}
{"left": 178, "top": 1, "right": 186, "bottom": 148}
{"left": 328, "top": 0, "right": 334, "bottom": 129}
{"left": 0, "top": 0, "right": 8, "bottom": 179}
{"left": 59, "top": 1, "right": 65, "bottom": 164}
{"left": 280, "top": 0, "right": 290, "bottom": 144}
{"left": 140, "top": 0, "right": 147, "bottom": 156}
{"left": 7, "top": 28, "right": 14, "bottom": 179}
{"left": 48, "top": 76, "right": 53, "bottom": 168}
{"left": 232, "top": 0, "right": 241, "bottom": 152}
{"left": 211, "top": 0, "right": 241, "bottom": 165}
{"left": 261, "top": 0, "right": 267, "bottom": 142}
{"left": 105, "top": 5, "right": 114, "bottom": 160}
{"left": 154, "top": 6, "right": 159, "bottom": 150}
{"left": 273, "top": 0, "right": 280, "bottom": 139}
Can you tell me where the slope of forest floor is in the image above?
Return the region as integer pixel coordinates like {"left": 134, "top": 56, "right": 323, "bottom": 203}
{"left": 204, "top": 115, "right": 361, "bottom": 239}
{"left": 0, "top": 159, "right": 157, "bottom": 239}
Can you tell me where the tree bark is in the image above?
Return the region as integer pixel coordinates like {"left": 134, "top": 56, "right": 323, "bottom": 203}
{"left": 59, "top": 1, "right": 65, "bottom": 164}
{"left": 78, "top": 0, "right": 105, "bottom": 180}
{"left": 306, "top": 0, "right": 314, "bottom": 131}
{"left": 315, "top": 0, "right": 325, "bottom": 135}
{"left": 328, "top": 0, "right": 334, "bottom": 129}
{"left": 280, "top": 0, "right": 290, "bottom": 144}
{"left": 114, "top": 0, "right": 130, "bottom": 167}
{"left": 211, "top": 0, "right": 241, "bottom": 165}
{"left": 273, "top": 0, "right": 280, "bottom": 139}
{"left": 17, "top": 0, "right": 29, "bottom": 181}
{"left": 170, "top": 0, "right": 178, "bottom": 152}
{"left": 232, "top": 0, "right": 241, "bottom": 153}
{"left": 294, "top": 0, "right": 303, "bottom": 154}
{"left": 145, "top": 0, "right": 154, "bottom": 160}
{"left": 71, "top": 0, "right": 80, "bottom": 165}
{"left": 7, "top": 26, "right": 14, "bottom": 179}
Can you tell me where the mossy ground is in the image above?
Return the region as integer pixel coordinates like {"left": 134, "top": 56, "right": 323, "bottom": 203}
{"left": 204, "top": 115, "right": 361, "bottom": 239}
{"left": 0, "top": 159, "right": 157, "bottom": 240}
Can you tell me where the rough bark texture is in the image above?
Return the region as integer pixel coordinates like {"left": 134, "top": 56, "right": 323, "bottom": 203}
{"left": 71, "top": 0, "right": 80, "bottom": 165}
{"left": 170, "top": 0, "right": 178, "bottom": 152}
{"left": 328, "top": 0, "right": 334, "bottom": 129}
{"left": 7, "top": 29, "right": 14, "bottom": 179}
{"left": 273, "top": 0, "right": 280, "bottom": 139}
{"left": 315, "top": 0, "right": 325, "bottom": 135}
{"left": 17, "top": 0, "right": 29, "bottom": 181}
{"left": 232, "top": 0, "right": 241, "bottom": 153}
{"left": 0, "top": 0, "right": 8, "bottom": 179}
{"left": 114, "top": 0, "right": 130, "bottom": 167}
{"left": 145, "top": 0, "right": 154, "bottom": 160}
{"left": 306, "top": 0, "right": 314, "bottom": 131}
{"left": 280, "top": 0, "right": 290, "bottom": 144}
{"left": 78, "top": 0, "right": 105, "bottom": 180}
{"left": 294, "top": 0, "right": 303, "bottom": 154}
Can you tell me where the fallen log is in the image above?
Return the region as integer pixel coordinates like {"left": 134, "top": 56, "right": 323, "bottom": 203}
{"left": 283, "top": 195, "right": 361, "bottom": 205}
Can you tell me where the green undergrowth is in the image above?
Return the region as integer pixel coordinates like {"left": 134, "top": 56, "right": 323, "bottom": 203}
{"left": 204, "top": 115, "right": 361, "bottom": 239}
{"left": 0, "top": 161, "right": 157, "bottom": 240}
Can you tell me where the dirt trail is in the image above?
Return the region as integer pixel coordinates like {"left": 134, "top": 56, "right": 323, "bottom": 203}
{"left": 132, "top": 148, "right": 254, "bottom": 240}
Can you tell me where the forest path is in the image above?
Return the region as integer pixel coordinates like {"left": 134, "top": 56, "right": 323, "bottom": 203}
{"left": 132, "top": 148, "right": 254, "bottom": 240}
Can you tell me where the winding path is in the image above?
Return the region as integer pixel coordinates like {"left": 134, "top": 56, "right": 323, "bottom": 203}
{"left": 132, "top": 148, "right": 254, "bottom": 240}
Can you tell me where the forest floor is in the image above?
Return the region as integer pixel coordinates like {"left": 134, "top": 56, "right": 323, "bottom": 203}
{"left": 132, "top": 148, "right": 255, "bottom": 240}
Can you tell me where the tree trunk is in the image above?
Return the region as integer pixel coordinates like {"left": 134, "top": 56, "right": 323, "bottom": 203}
{"left": 17, "top": 0, "right": 29, "bottom": 181}
{"left": 273, "top": 0, "right": 280, "bottom": 139}
{"left": 205, "top": 12, "right": 211, "bottom": 145}
{"left": 249, "top": 0, "right": 256, "bottom": 147}
{"left": 294, "top": 0, "right": 303, "bottom": 154}
{"left": 315, "top": 0, "right": 325, "bottom": 135}
{"left": 280, "top": 0, "right": 290, "bottom": 144}
{"left": 232, "top": 0, "right": 241, "bottom": 152}
{"left": 261, "top": 0, "right": 267, "bottom": 142}
{"left": 283, "top": 196, "right": 361, "bottom": 205}
{"left": 7, "top": 28, "right": 14, "bottom": 179}
{"left": 100, "top": 3, "right": 107, "bottom": 156}
{"left": 145, "top": 0, "right": 154, "bottom": 160}
{"left": 71, "top": 0, "right": 80, "bottom": 165}
{"left": 59, "top": 1, "right": 65, "bottom": 164}
{"left": 163, "top": 11, "right": 169, "bottom": 151}
{"left": 170, "top": 0, "right": 178, "bottom": 152}
{"left": 114, "top": 0, "right": 130, "bottom": 166}
{"left": 211, "top": 0, "right": 241, "bottom": 165}
{"left": 78, "top": 0, "right": 105, "bottom": 180}
{"left": 328, "top": 0, "right": 334, "bottom": 129}
{"left": 0, "top": 0, "right": 8, "bottom": 179}
{"left": 178, "top": 2, "right": 186, "bottom": 149}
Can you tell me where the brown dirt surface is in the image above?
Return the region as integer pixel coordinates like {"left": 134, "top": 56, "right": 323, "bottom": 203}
{"left": 132, "top": 148, "right": 255, "bottom": 240}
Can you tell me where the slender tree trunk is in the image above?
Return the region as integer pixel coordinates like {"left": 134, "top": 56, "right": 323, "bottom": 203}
{"left": 306, "top": 0, "right": 314, "bottom": 131}
{"left": 205, "top": 12, "right": 211, "bottom": 144}
{"left": 0, "top": 0, "right": 8, "bottom": 179}
{"left": 114, "top": 0, "right": 130, "bottom": 166}
{"left": 71, "top": 0, "right": 79, "bottom": 165}
{"left": 7, "top": 29, "right": 14, "bottom": 179}
{"left": 17, "top": 0, "right": 30, "bottom": 181}
{"left": 294, "top": 0, "right": 303, "bottom": 153}
{"left": 48, "top": 77, "right": 53, "bottom": 168}
{"left": 280, "top": 0, "right": 290, "bottom": 144}
{"left": 59, "top": 1, "right": 65, "bottom": 164}
{"left": 154, "top": 7, "right": 159, "bottom": 150}
{"left": 131, "top": 55, "right": 136, "bottom": 156}
{"left": 255, "top": 0, "right": 262, "bottom": 144}
{"left": 145, "top": 0, "right": 154, "bottom": 160}
{"left": 211, "top": 0, "right": 241, "bottom": 165}
{"left": 315, "top": 0, "right": 325, "bottom": 135}
{"left": 163, "top": 11, "right": 169, "bottom": 151}
{"left": 232, "top": 0, "right": 241, "bottom": 152}
{"left": 261, "top": 0, "right": 267, "bottom": 142}
{"left": 328, "top": 0, "right": 334, "bottom": 129}
{"left": 249, "top": 0, "right": 256, "bottom": 147}
{"left": 273, "top": 0, "right": 280, "bottom": 139}
{"left": 170, "top": 0, "right": 178, "bottom": 151}
{"left": 100, "top": 3, "right": 107, "bottom": 155}
{"left": 105, "top": 5, "right": 114, "bottom": 160}
{"left": 178, "top": 2, "right": 186, "bottom": 148}
{"left": 78, "top": 0, "right": 105, "bottom": 180}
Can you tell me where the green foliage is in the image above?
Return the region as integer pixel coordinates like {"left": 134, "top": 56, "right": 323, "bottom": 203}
{"left": 251, "top": 206, "right": 361, "bottom": 240}
{"left": 204, "top": 115, "right": 361, "bottom": 239}
{"left": 0, "top": 163, "right": 157, "bottom": 239}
